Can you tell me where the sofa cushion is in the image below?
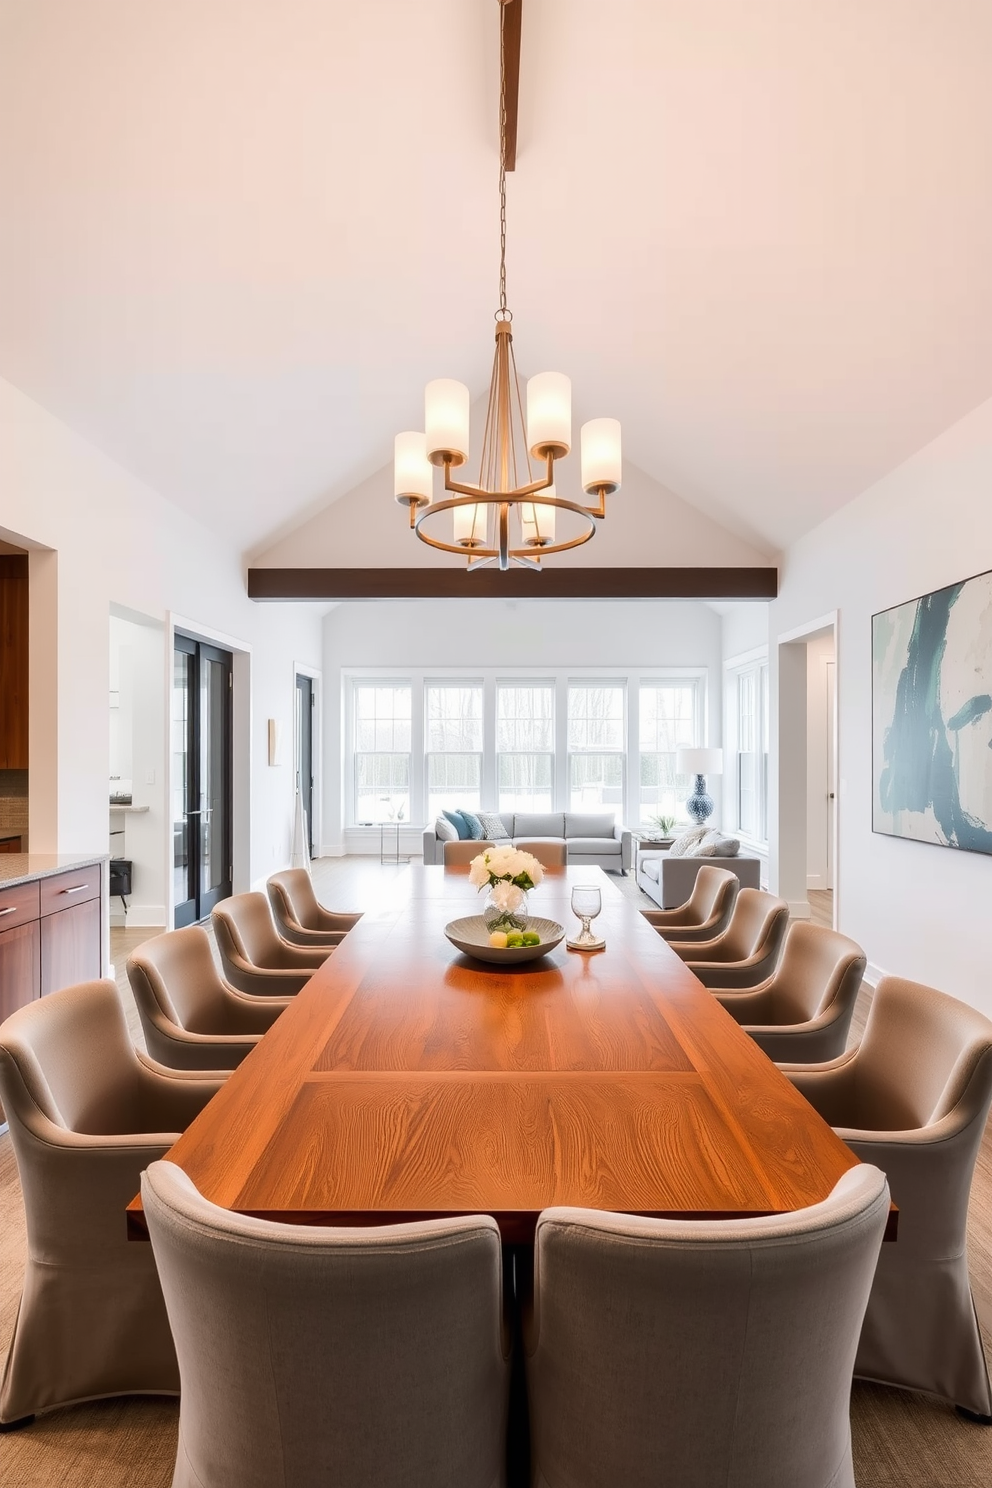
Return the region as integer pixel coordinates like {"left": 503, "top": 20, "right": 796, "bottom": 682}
{"left": 564, "top": 813, "right": 616, "bottom": 839}
{"left": 460, "top": 810, "right": 485, "bottom": 840}
{"left": 512, "top": 812, "right": 565, "bottom": 838}
{"left": 478, "top": 811, "right": 511, "bottom": 841}
{"left": 441, "top": 808, "right": 471, "bottom": 840}
{"left": 435, "top": 814, "right": 459, "bottom": 843}
{"left": 698, "top": 831, "right": 740, "bottom": 857}
{"left": 640, "top": 857, "right": 662, "bottom": 881}
{"left": 668, "top": 826, "right": 709, "bottom": 858}
{"left": 567, "top": 836, "right": 621, "bottom": 856}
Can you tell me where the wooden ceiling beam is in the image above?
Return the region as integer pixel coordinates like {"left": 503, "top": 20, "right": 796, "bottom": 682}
{"left": 246, "top": 567, "right": 778, "bottom": 602}
{"left": 501, "top": 0, "right": 521, "bottom": 171}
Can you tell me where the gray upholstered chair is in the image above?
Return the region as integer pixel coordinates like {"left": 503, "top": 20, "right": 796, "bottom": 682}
{"left": 212, "top": 893, "right": 329, "bottom": 996}
{"left": 640, "top": 863, "right": 739, "bottom": 943}
{"left": 0, "top": 980, "right": 224, "bottom": 1426}
{"left": 783, "top": 975, "right": 992, "bottom": 1420}
{"left": 710, "top": 922, "right": 866, "bottom": 1062}
{"left": 266, "top": 868, "right": 360, "bottom": 948}
{"left": 526, "top": 1165, "right": 889, "bottom": 1488}
{"left": 142, "top": 1160, "right": 510, "bottom": 1488}
{"left": 442, "top": 839, "right": 495, "bottom": 867}
{"left": 127, "top": 926, "right": 291, "bottom": 1070}
{"left": 512, "top": 839, "right": 567, "bottom": 868}
{"left": 668, "top": 887, "right": 789, "bottom": 988}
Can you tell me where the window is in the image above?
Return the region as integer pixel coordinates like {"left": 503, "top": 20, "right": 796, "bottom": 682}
{"left": 497, "top": 682, "right": 554, "bottom": 812}
{"left": 425, "top": 682, "right": 483, "bottom": 818}
{"left": 736, "top": 663, "right": 769, "bottom": 842}
{"left": 638, "top": 682, "right": 699, "bottom": 824}
{"left": 568, "top": 683, "right": 625, "bottom": 810}
{"left": 353, "top": 683, "right": 412, "bottom": 823}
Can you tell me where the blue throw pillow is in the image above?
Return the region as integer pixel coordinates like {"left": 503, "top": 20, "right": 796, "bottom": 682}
{"left": 442, "top": 808, "right": 471, "bottom": 840}
{"left": 460, "top": 811, "right": 485, "bottom": 840}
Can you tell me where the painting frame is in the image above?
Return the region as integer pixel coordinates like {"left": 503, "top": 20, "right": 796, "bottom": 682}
{"left": 872, "top": 565, "right": 992, "bottom": 856}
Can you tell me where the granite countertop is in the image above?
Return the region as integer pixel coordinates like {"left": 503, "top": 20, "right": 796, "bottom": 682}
{"left": 0, "top": 853, "right": 109, "bottom": 888}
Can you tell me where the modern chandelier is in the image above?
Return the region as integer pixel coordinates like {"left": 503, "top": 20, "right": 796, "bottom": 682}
{"left": 393, "top": 0, "right": 621, "bottom": 571}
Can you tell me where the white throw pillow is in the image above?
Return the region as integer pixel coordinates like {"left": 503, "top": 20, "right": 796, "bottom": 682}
{"left": 435, "top": 815, "right": 459, "bottom": 843}
{"left": 704, "top": 832, "right": 741, "bottom": 858}
{"left": 667, "top": 826, "right": 709, "bottom": 858}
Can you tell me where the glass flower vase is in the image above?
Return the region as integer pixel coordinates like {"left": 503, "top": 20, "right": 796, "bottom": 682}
{"left": 482, "top": 884, "right": 530, "bottom": 934}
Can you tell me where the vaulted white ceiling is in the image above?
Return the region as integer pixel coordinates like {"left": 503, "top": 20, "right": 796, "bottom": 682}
{"left": 1, "top": 1, "right": 990, "bottom": 556}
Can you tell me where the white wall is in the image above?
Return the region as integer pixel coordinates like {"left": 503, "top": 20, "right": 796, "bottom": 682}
{"left": 321, "top": 598, "right": 724, "bottom": 853}
{"left": 0, "top": 377, "right": 323, "bottom": 892}
{"left": 772, "top": 395, "right": 992, "bottom": 1011}
{"left": 109, "top": 613, "right": 166, "bottom": 926}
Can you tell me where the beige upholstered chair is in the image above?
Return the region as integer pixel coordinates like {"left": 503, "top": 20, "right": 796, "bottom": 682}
{"left": 142, "top": 1160, "right": 510, "bottom": 1488}
{"left": 710, "top": 922, "right": 866, "bottom": 1062}
{"left": 668, "top": 887, "right": 789, "bottom": 988}
{"left": 0, "top": 980, "right": 224, "bottom": 1426}
{"left": 442, "top": 839, "right": 495, "bottom": 867}
{"left": 266, "top": 868, "right": 360, "bottom": 948}
{"left": 526, "top": 1165, "right": 889, "bottom": 1488}
{"left": 640, "top": 863, "right": 739, "bottom": 943}
{"left": 513, "top": 839, "right": 567, "bottom": 868}
{"left": 212, "top": 893, "right": 329, "bottom": 996}
{"left": 783, "top": 975, "right": 992, "bottom": 1420}
{"left": 127, "top": 926, "right": 291, "bottom": 1070}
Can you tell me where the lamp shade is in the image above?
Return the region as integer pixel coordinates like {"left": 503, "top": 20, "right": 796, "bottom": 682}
{"left": 425, "top": 379, "right": 470, "bottom": 467}
{"left": 580, "top": 417, "right": 622, "bottom": 495}
{"left": 453, "top": 502, "right": 487, "bottom": 547}
{"left": 393, "top": 432, "right": 432, "bottom": 507}
{"left": 527, "top": 372, "right": 571, "bottom": 458}
{"left": 520, "top": 488, "right": 557, "bottom": 546}
{"left": 676, "top": 747, "right": 723, "bottom": 776}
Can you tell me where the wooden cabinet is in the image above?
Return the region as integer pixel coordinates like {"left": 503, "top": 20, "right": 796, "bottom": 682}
{"left": 0, "top": 862, "right": 103, "bottom": 1020}
{"left": 0, "top": 554, "right": 29, "bottom": 770}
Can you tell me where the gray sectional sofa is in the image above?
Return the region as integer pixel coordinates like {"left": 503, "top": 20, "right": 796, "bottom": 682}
{"left": 635, "top": 848, "right": 762, "bottom": 908}
{"left": 422, "top": 812, "right": 633, "bottom": 874}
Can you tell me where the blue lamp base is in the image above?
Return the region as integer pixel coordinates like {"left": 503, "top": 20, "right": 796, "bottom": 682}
{"left": 685, "top": 774, "right": 714, "bottom": 825}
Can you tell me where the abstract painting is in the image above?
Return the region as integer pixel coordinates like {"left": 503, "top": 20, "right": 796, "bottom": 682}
{"left": 873, "top": 568, "right": 992, "bottom": 854}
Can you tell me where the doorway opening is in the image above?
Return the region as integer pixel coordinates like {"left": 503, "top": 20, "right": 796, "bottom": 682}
{"left": 776, "top": 616, "right": 838, "bottom": 927}
{"left": 295, "top": 672, "right": 316, "bottom": 860}
{"left": 173, "top": 634, "right": 233, "bottom": 926}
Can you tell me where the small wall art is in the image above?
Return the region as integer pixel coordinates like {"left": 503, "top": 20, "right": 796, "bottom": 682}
{"left": 873, "top": 567, "right": 992, "bottom": 854}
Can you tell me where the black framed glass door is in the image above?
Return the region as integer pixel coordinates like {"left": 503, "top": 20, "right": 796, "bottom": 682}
{"left": 296, "top": 673, "right": 315, "bottom": 859}
{"left": 174, "top": 635, "right": 233, "bottom": 926}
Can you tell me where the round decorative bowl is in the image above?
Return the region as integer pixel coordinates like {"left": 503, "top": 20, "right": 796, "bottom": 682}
{"left": 443, "top": 915, "right": 565, "bottom": 965}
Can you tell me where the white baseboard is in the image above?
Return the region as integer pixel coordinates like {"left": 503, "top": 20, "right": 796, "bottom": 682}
{"left": 864, "top": 961, "right": 887, "bottom": 989}
{"left": 806, "top": 873, "right": 829, "bottom": 890}
{"left": 109, "top": 903, "right": 166, "bottom": 929}
{"left": 319, "top": 842, "right": 346, "bottom": 858}
{"left": 787, "top": 899, "right": 811, "bottom": 919}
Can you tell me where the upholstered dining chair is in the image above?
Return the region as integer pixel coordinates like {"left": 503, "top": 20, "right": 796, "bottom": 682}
{"left": 640, "top": 863, "right": 739, "bottom": 943}
{"left": 526, "top": 1165, "right": 890, "bottom": 1488}
{"left": 782, "top": 975, "right": 992, "bottom": 1420}
{"left": 668, "top": 887, "right": 789, "bottom": 988}
{"left": 212, "top": 892, "right": 329, "bottom": 996}
{"left": 0, "top": 979, "right": 224, "bottom": 1427}
{"left": 127, "top": 926, "right": 292, "bottom": 1070}
{"left": 442, "top": 839, "right": 496, "bottom": 867}
{"left": 709, "top": 922, "right": 866, "bottom": 1062}
{"left": 513, "top": 839, "right": 567, "bottom": 868}
{"left": 266, "top": 868, "right": 361, "bottom": 948}
{"left": 142, "top": 1160, "right": 510, "bottom": 1488}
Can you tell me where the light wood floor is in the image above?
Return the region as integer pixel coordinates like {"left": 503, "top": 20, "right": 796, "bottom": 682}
{"left": 2, "top": 861, "right": 991, "bottom": 1486}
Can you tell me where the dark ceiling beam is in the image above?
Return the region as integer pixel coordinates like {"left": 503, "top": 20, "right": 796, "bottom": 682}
{"left": 501, "top": 0, "right": 521, "bottom": 171}
{"left": 247, "top": 567, "right": 778, "bottom": 602}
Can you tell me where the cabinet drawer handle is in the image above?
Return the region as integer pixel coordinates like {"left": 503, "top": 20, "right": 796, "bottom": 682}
{"left": 60, "top": 885, "right": 88, "bottom": 895}
{"left": 0, "top": 906, "right": 16, "bottom": 916}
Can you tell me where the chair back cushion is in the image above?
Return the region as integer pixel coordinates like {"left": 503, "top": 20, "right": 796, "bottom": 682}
{"left": 142, "top": 1161, "right": 508, "bottom": 1488}
{"left": 769, "top": 922, "right": 866, "bottom": 1025}
{"left": 213, "top": 894, "right": 281, "bottom": 965}
{"left": 528, "top": 1166, "right": 889, "bottom": 1488}
{"left": 684, "top": 864, "right": 739, "bottom": 924}
{"left": 128, "top": 927, "right": 232, "bottom": 1036}
{"left": 0, "top": 978, "right": 137, "bottom": 1134}
{"left": 722, "top": 889, "right": 789, "bottom": 962}
{"left": 268, "top": 869, "right": 320, "bottom": 931}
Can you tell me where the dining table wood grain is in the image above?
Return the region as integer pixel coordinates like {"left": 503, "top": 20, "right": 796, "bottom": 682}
{"left": 127, "top": 866, "right": 866, "bottom": 1242}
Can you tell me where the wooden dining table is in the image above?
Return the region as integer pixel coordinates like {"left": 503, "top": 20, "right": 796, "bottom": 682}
{"left": 127, "top": 865, "right": 864, "bottom": 1242}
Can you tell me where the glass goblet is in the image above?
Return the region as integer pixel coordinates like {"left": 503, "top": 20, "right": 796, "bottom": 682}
{"left": 567, "top": 885, "right": 605, "bottom": 951}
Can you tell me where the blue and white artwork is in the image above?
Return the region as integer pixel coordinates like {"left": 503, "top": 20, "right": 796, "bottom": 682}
{"left": 873, "top": 569, "right": 992, "bottom": 854}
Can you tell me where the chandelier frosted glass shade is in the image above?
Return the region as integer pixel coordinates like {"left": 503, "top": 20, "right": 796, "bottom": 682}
{"left": 526, "top": 373, "right": 571, "bottom": 459}
{"left": 393, "top": 431, "right": 433, "bottom": 507}
{"left": 425, "top": 379, "right": 470, "bottom": 467}
{"left": 580, "top": 418, "right": 622, "bottom": 497}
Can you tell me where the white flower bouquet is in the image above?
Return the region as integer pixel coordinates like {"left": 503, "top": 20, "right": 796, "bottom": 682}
{"left": 468, "top": 845, "right": 544, "bottom": 931}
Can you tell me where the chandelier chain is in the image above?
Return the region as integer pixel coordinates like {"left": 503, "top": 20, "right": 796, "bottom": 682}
{"left": 497, "top": 3, "right": 509, "bottom": 318}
